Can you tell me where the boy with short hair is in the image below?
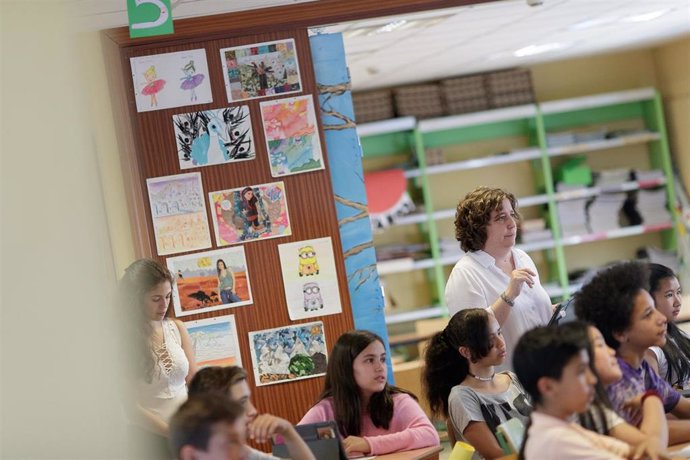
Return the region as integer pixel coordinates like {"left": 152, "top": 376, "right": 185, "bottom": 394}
{"left": 187, "top": 366, "right": 314, "bottom": 460}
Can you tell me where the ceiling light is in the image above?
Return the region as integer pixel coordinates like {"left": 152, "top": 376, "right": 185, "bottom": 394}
{"left": 370, "top": 19, "right": 408, "bottom": 35}
{"left": 569, "top": 16, "right": 617, "bottom": 31}
{"left": 621, "top": 9, "right": 672, "bottom": 23}
{"left": 514, "top": 42, "right": 569, "bottom": 57}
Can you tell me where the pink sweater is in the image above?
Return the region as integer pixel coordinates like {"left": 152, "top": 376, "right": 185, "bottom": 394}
{"left": 298, "top": 393, "right": 440, "bottom": 455}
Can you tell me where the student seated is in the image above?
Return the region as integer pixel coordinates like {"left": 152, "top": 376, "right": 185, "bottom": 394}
{"left": 514, "top": 323, "right": 633, "bottom": 459}
{"left": 188, "top": 366, "right": 314, "bottom": 460}
{"left": 580, "top": 324, "right": 668, "bottom": 456}
{"left": 423, "top": 308, "right": 531, "bottom": 459}
{"left": 645, "top": 263, "right": 690, "bottom": 389}
{"left": 574, "top": 261, "right": 690, "bottom": 444}
{"left": 299, "top": 330, "right": 440, "bottom": 456}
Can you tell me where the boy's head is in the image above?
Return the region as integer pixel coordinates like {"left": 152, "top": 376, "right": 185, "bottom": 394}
{"left": 188, "top": 366, "right": 258, "bottom": 422}
{"left": 514, "top": 323, "right": 596, "bottom": 415}
{"left": 575, "top": 261, "right": 666, "bottom": 351}
{"left": 170, "top": 394, "right": 248, "bottom": 460}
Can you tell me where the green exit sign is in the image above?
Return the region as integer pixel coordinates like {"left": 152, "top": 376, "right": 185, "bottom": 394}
{"left": 128, "top": 0, "right": 174, "bottom": 38}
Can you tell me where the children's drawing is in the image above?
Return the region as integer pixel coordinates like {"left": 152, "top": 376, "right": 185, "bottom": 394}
{"left": 186, "top": 315, "right": 242, "bottom": 368}
{"left": 220, "top": 39, "right": 302, "bottom": 103}
{"left": 142, "top": 65, "right": 166, "bottom": 108}
{"left": 173, "top": 106, "right": 255, "bottom": 169}
{"left": 260, "top": 95, "right": 324, "bottom": 177}
{"left": 166, "top": 247, "right": 252, "bottom": 317}
{"left": 146, "top": 172, "right": 212, "bottom": 255}
{"left": 278, "top": 237, "right": 342, "bottom": 320}
{"left": 209, "top": 181, "right": 291, "bottom": 246}
{"left": 248, "top": 322, "right": 326, "bottom": 386}
{"left": 180, "top": 60, "right": 205, "bottom": 102}
{"left": 131, "top": 49, "right": 212, "bottom": 112}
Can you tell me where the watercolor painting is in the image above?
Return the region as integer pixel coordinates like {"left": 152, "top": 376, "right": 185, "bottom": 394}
{"left": 166, "top": 247, "right": 252, "bottom": 317}
{"left": 209, "top": 181, "right": 291, "bottom": 246}
{"left": 146, "top": 172, "right": 212, "bottom": 256}
{"left": 131, "top": 49, "right": 212, "bottom": 112}
{"left": 260, "top": 95, "right": 324, "bottom": 177}
{"left": 186, "top": 315, "right": 242, "bottom": 368}
{"left": 173, "top": 106, "right": 255, "bottom": 169}
{"left": 220, "top": 39, "right": 302, "bottom": 103}
{"left": 248, "top": 322, "right": 327, "bottom": 386}
{"left": 278, "top": 237, "right": 342, "bottom": 320}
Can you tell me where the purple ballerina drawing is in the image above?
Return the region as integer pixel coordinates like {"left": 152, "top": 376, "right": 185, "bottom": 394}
{"left": 180, "top": 60, "right": 205, "bottom": 102}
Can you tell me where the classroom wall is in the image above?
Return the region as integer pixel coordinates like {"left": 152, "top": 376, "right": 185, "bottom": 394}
{"left": 652, "top": 36, "right": 690, "bottom": 194}
{"left": 1, "top": 1, "right": 127, "bottom": 457}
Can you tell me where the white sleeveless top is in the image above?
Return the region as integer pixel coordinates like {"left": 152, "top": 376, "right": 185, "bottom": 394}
{"left": 137, "top": 319, "right": 189, "bottom": 422}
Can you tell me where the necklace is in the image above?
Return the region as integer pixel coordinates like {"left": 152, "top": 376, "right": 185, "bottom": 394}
{"left": 468, "top": 371, "right": 495, "bottom": 382}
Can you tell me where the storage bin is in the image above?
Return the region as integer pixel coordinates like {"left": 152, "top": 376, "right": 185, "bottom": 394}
{"left": 352, "top": 89, "right": 395, "bottom": 123}
{"left": 440, "top": 75, "right": 490, "bottom": 114}
{"left": 394, "top": 84, "right": 444, "bottom": 119}
{"left": 486, "top": 68, "right": 535, "bottom": 108}
{"left": 555, "top": 155, "right": 592, "bottom": 186}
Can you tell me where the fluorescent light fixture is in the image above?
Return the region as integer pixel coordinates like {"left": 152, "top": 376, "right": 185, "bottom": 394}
{"left": 514, "top": 42, "right": 569, "bottom": 57}
{"left": 370, "top": 19, "right": 408, "bottom": 35}
{"left": 621, "top": 9, "right": 672, "bottom": 23}
{"left": 569, "top": 16, "right": 616, "bottom": 31}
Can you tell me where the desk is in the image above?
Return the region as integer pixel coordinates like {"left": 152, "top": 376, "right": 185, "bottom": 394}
{"left": 374, "top": 445, "right": 444, "bottom": 460}
{"left": 670, "top": 440, "right": 690, "bottom": 458}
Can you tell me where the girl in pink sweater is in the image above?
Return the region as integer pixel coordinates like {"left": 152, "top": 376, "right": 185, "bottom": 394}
{"left": 299, "top": 330, "right": 439, "bottom": 456}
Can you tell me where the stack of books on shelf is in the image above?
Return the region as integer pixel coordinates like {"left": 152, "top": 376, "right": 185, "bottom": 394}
{"left": 635, "top": 169, "right": 665, "bottom": 183}
{"left": 637, "top": 188, "right": 671, "bottom": 225}
{"left": 587, "top": 169, "right": 628, "bottom": 232}
{"left": 588, "top": 193, "right": 627, "bottom": 232}
{"left": 440, "top": 238, "right": 464, "bottom": 259}
{"left": 556, "top": 183, "right": 589, "bottom": 237}
{"left": 520, "top": 218, "right": 552, "bottom": 243}
{"left": 375, "top": 243, "right": 430, "bottom": 261}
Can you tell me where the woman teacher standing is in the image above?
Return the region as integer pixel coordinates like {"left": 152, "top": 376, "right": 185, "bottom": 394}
{"left": 445, "top": 187, "right": 552, "bottom": 369}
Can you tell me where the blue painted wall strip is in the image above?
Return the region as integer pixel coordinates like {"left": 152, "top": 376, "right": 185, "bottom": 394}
{"left": 309, "top": 33, "right": 393, "bottom": 381}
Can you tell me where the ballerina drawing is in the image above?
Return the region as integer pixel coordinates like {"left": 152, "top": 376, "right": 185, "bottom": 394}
{"left": 141, "top": 65, "right": 166, "bottom": 107}
{"left": 180, "top": 60, "right": 205, "bottom": 102}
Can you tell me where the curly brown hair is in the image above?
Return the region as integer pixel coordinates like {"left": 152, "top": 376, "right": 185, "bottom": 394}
{"left": 454, "top": 187, "right": 520, "bottom": 252}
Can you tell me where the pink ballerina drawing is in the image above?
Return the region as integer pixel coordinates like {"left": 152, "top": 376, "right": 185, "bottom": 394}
{"left": 180, "top": 60, "right": 205, "bottom": 102}
{"left": 141, "top": 65, "right": 166, "bottom": 107}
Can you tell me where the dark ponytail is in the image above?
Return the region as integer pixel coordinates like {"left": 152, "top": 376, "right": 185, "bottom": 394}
{"left": 423, "top": 308, "right": 492, "bottom": 418}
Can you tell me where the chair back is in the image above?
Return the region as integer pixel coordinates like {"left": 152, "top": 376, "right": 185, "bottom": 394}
{"left": 496, "top": 418, "right": 525, "bottom": 454}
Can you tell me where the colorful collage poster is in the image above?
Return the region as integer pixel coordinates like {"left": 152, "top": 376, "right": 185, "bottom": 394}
{"left": 220, "top": 39, "right": 302, "bottom": 103}
{"left": 146, "top": 172, "right": 211, "bottom": 256}
{"left": 166, "top": 247, "right": 253, "bottom": 317}
{"left": 186, "top": 315, "right": 242, "bottom": 368}
{"left": 131, "top": 49, "right": 212, "bottom": 112}
{"left": 277, "top": 237, "right": 342, "bottom": 320}
{"left": 248, "top": 321, "right": 326, "bottom": 386}
{"left": 260, "top": 95, "right": 324, "bottom": 177}
{"left": 209, "top": 181, "right": 291, "bottom": 246}
{"left": 173, "top": 106, "right": 255, "bottom": 169}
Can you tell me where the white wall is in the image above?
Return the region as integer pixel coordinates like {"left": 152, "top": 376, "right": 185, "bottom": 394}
{"left": 1, "top": 1, "right": 127, "bottom": 457}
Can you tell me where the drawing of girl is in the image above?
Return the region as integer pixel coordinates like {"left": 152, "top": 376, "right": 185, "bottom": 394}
{"left": 239, "top": 186, "right": 262, "bottom": 230}
{"left": 141, "top": 65, "right": 165, "bottom": 107}
{"left": 216, "top": 259, "right": 241, "bottom": 304}
{"left": 250, "top": 61, "right": 273, "bottom": 95}
{"left": 180, "top": 60, "right": 205, "bottom": 102}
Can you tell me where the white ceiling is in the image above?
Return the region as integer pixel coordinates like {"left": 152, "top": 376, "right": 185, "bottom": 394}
{"left": 73, "top": 0, "right": 690, "bottom": 91}
{"left": 317, "top": 0, "right": 690, "bottom": 91}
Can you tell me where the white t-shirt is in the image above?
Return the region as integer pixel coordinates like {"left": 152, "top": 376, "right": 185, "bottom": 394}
{"left": 649, "top": 328, "right": 690, "bottom": 389}
{"left": 445, "top": 248, "right": 552, "bottom": 370}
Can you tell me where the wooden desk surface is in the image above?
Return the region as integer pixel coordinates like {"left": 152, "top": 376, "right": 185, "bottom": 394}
{"left": 670, "top": 440, "right": 690, "bottom": 454}
{"left": 374, "top": 445, "right": 444, "bottom": 460}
